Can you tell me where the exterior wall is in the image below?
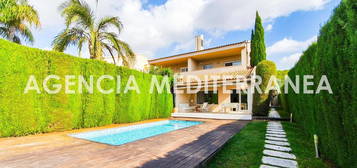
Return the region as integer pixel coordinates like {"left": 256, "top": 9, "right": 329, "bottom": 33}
{"left": 152, "top": 42, "right": 252, "bottom": 74}
{"left": 162, "top": 63, "right": 187, "bottom": 73}
{"left": 160, "top": 55, "right": 243, "bottom": 74}
{"left": 196, "top": 55, "right": 242, "bottom": 70}
{"left": 188, "top": 58, "right": 199, "bottom": 71}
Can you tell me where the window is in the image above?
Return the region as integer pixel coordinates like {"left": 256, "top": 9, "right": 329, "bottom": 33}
{"left": 180, "top": 67, "right": 188, "bottom": 72}
{"left": 230, "top": 90, "right": 239, "bottom": 103}
{"left": 230, "top": 89, "right": 248, "bottom": 110}
{"left": 203, "top": 64, "right": 213, "bottom": 69}
{"left": 225, "top": 61, "right": 241, "bottom": 67}
{"left": 197, "top": 91, "right": 218, "bottom": 104}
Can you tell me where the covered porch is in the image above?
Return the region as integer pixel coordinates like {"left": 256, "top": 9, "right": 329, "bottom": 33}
{"left": 172, "top": 86, "right": 253, "bottom": 120}
{"left": 172, "top": 67, "right": 255, "bottom": 120}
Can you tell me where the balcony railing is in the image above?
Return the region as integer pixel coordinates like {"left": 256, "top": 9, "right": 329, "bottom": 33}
{"left": 176, "top": 65, "right": 246, "bottom": 76}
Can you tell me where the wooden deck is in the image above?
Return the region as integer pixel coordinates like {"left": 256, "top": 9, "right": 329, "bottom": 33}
{"left": 0, "top": 119, "right": 248, "bottom": 168}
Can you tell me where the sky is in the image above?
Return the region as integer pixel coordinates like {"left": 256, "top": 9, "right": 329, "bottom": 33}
{"left": 25, "top": 0, "right": 341, "bottom": 70}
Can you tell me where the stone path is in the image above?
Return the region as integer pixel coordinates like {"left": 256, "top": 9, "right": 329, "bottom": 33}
{"left": 260, "top": 121, "right": 298, "bottom": 168}
{"left": 268, "top": 108, "right": 281, "bottom": 119}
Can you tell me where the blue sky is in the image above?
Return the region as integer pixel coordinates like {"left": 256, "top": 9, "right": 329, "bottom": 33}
{"left": 25, "top": 0, "right": 341, "bottom": 70}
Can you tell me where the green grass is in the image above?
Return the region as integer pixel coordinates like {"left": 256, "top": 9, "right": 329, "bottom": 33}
{"left": 282, "top": 122, "right": 334, "bottom": 168}
{"left": 206, "top": 121, "right": 334, "bottom": 168}
{"left": 206, "top": 121, "right": 267, "bottom": 168}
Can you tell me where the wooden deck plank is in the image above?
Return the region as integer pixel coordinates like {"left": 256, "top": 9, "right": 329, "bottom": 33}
{"left": 0, "top": 119, "right": 249, "bottom": 168}
{"left": 141, "top": 121, "right": 248, "bottom": 168}
{"left": 175, "top": 123, "right": 243, "bottom": 168}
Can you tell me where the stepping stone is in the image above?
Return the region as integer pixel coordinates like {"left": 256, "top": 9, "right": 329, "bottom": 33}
{"left": 267, "top": 125, "right": 283, "bottom": 128}
{"left": 268, "top": 126, "right": 282, "bottom": 128}
{"left": 263, "top": 150, "right": 296, "bottom": 159}
{"left": 260, "top": 165, "right": 280, "bottom": 168}
{"left": 265, "top": 140, "right": 290, "bottom": 146}
{"left": 268, "top": 122, "right": 282, "bottom": 125}
{"left": 267, "top": 131, "right": 286, "bottom": 135}
{"left": 265, "top": 144, "right": 292, "bottom": 152}
{"left": 262, "top": 156, "right": 298, "bottom": 168}
{"left": 266, "top": 136, "right": 288, "bottom": 142}
{"left": 268, "top": 121, "right": 281, "bottom": 123}
{"left": 268, "top": 124, "right": 282, "bottom": 126}
{"left": 267, "top": 124, "right": 282, "bottom": 126}
{"left": 266, "top": 134, "right": 286, "bottom": 138}
{"left": 267, "top": 129, "right": 284, "bottom": 132}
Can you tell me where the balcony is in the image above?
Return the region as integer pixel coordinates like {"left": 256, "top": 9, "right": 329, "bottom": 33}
{"left": 174, "top": 66, "right": 254, "bottom": 88}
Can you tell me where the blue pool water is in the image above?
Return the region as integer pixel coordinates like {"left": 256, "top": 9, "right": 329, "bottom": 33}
{"left": 69, "top": 120, "right": 202, "bottom": 146}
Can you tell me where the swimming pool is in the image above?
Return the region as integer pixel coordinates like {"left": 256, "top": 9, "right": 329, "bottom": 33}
{"left": 69, "top": 120, "right": 203, "bottom": 146}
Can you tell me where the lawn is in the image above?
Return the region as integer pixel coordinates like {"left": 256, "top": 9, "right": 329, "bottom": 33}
{"left": 206, "top": 121, "right": 333, "bottom": 168}
{"left": 206, "top": 121, "right": 267, "bottom": 168}
{"left": 282, "top": 122, "right": 335, "bottom": 168}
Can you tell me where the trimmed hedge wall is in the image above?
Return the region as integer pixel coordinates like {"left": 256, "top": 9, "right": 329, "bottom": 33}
{"left": 285, "top": 0, "right": 356, "bottom": 167}
{"left": 0, "top": 39, "right": 173, "bottom": 137}
{"left": 277, "top": 70, "right": 289, "bottom": 117}
{"left": 253, "top": 60, "right": 277, "bottom": 116}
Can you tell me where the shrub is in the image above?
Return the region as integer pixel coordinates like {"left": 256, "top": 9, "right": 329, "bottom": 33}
{"left": 253, "top": 60, "right": 277, "bottom": 116}
{"left": 285, "top": 0, "right": 356, "bottom": 167}
{"left": 0, "top": 39, "right": 173, "bottom": 137}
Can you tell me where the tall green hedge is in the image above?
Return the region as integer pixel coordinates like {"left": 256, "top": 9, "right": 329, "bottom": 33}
{"left": 276, "top": 70, "right": 289, "bottom": 117}
{"left": 285, "top": 0, "right": 356, "bottom": 167}
{"left": 253, "top": 60, "right": 277, "bottom": 116}
{"left": 0, "top": 39, "right": 173, "bottom": 137}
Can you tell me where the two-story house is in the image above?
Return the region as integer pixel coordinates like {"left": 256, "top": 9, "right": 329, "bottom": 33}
{"left": 149, "top": 36, "right": 255, "bottom": 120}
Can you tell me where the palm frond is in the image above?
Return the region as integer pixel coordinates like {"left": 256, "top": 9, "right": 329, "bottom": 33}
{"left": 117, "top": 40, "right": 135, "bottom": 67}
{"left": 0, "top": 26, "right": 9, "bottom": 38}
{"left": 0, "top": 0, "right": 40, "bottom": 44}
{"left": 102, "top": 42, "right": 116, "bottom": 64}
{"left": 102, "top": 32, "right": 135, "bottom": 67}
{"left": 97, "top": 16, "right": 122, "bottom": 33}
{"left": 15, "top": 3, "right": 41, "bottom": 27}
{"left": 61, "top": 0, "right": 94, "bottom": 29}
{"left": 17, "top": 24, "right": 34, "bottom": 43}
{"left": 58, "top": 0, "right": 81, "bottom": 11}
{"left": 55, "top": 0, "right": 134, "bottom": 66}
{"left": 77, "top": 37, "right": 86, "bottom": 57}
{"left": 52, "top": 27, "right": 88, "bottom": 52}
{"left": 12, "top": 35, "right": 21, "bottom": 43}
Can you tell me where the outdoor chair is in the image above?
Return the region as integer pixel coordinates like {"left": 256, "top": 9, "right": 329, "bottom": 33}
{"left": 197, "top": 102, "right": 209, "bottom": 112}
{"left": 179, "top": 104, "right": 195, "bottom": 113}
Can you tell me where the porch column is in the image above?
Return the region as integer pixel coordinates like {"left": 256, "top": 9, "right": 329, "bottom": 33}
{"left": 248, "top": 86, "right": 253, "bottom": 113}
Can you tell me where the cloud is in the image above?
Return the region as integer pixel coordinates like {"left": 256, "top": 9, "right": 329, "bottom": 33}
{"left": 196, "top": 0, "right": 329, "bottom": 31}
{"left": 28, "top": 0, "right": 328, "bottom": 58}
{"left": 268, "top": 36, "right": 317, "bottom": 55}
{"left": 28, "top": 0, "right": 64, "bottom": 28}
{"left": 279, "top": 53, "right": 302, "bottom": 70}
{"left": 268, "top": 36, "right": 317, "bottom": 70}
{"left": 266, "top": 24, "right": 273, "bottom": 31}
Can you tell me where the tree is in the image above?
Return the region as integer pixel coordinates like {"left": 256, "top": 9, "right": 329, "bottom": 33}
{"left": 253, "top": 60, "right": 277, "bottom": 116}
{"left": 0, "top": 0, "right": 40, "bottom": 44}
{"left": 250, "top": 11, "right": 266, "bottom": 66}
{"left": 52, "top": 0, "right": 135, "bottom": 66}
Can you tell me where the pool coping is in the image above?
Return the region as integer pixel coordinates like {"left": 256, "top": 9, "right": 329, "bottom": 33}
{"left": 68, "top": 120, "right": 204, "bottom": 146}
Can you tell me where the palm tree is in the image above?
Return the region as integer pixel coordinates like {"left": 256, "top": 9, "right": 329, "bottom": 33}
{"left": 52, "top": 0, "right": 135, "bottom": 66}
{"left": 0, "top": 0, "right": 40, "bottom": 44}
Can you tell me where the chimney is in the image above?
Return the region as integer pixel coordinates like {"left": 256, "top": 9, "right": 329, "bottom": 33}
{"left": 195, "top": 35, "right": 204, "bottom": 51}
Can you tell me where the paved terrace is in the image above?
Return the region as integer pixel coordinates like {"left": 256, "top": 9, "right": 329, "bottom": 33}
{"left": 0, "top": 119, "right": 248, "bottom": 168}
